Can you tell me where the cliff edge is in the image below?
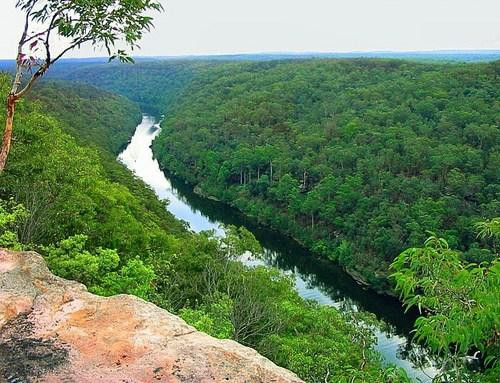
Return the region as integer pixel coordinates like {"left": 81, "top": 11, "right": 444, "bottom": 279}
{"left": 0, "top": 249, "right": 303, "bottom": 383}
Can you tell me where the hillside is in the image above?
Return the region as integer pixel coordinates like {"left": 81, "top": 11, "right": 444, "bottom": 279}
{"left": 28, "top": 81, "right": 142, "bottom": 155}
{"left": 149, "top": 59, "right": 500, "bottom": 291}
{"left": 50, "top": 60, "right": 202, "bottom": 116}
{"left": 42, "top": 57, "right": 500, "bottom": 292}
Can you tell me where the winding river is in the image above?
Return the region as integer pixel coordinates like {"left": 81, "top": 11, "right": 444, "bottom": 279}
{"left": 119, "top": 115, "right": 437, "bottom": 382}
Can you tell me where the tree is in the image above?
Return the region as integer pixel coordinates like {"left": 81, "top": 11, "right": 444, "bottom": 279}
{"left": 390, "top": 223, "right": 499, "bottom": 382}
{"left": 302, "top": 189, "right": 321, "bottom": 230}
{"left": 0, "top": 0, "right": 163, "bottom": 171}
{"left": 0, "top": 198, "right": 28, "bottom": 250}
{"left": 44, "top": 234, "right": 156, "bottom": 300}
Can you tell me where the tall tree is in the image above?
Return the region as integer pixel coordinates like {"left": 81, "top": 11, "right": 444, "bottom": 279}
{"left": 0, "top": 0, "right": 163, "bottom": 171}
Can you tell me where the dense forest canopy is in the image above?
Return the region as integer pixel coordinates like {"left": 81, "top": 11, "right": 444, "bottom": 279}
{"left": 50, "top": 60, "right": 203, "bottom": 116}
{"left": 51, "top": 58, "right": 498, "bottom": 292}
{"left": 29, "top": 81, "right": 142, "bottom": 155}
{"left": 143, "top": 59, "right": 500, "bottom": 291}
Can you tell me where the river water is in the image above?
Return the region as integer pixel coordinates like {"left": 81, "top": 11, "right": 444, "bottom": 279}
{"left": 119, "top": 115, "right": 437, "bottom": 382}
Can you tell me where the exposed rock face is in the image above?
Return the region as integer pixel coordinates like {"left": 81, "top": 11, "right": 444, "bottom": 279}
{"left": 0, "top": 249, "right": 303, "bottom": 383}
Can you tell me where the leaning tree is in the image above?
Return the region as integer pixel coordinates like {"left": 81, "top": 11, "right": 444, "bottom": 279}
{"left": 0, "top": 0, "right": 163, "bottom": 171}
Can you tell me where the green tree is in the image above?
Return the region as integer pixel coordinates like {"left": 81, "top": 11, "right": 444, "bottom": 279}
{"left": 44, "top": 235, "right": 156, "bottom": 300}
{"left": 272, "top": 173, "right": 300, "bottom": 206}
{"left": 0, "top": 198, "right": 28, "bottom": 250}
{"left": 220, "top": 224, "right": 262, "bottom": 260}
{"left": 391, "top": 222, "right": 499, "bottom": 382}
{"left": 179, "top": 294, "right": 234, "bottom": 339}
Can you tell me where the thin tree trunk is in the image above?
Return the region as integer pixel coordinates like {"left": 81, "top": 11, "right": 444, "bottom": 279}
{"left": 0, "top": 95, "right": 16, "bottom": 172}
{"left": 269, "top": 161, "right": 273, "bottom": 184}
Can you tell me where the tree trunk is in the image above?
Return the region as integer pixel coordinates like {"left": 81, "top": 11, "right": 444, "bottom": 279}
{"left": 0, "top": 95, "right": 16, "bottom": 172}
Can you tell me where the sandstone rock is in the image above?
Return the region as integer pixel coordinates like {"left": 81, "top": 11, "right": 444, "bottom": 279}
{"left": 0, "top": 249, "right": 303, "bottom": 383}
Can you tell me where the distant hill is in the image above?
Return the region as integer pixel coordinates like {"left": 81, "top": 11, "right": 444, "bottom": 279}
{"left": 1, "top": 49, "right": 499, "bottom": 73}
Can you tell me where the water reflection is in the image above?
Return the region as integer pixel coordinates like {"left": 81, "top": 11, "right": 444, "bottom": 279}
{"left": 119, "top": 116, "right": 437, "bottom": 382}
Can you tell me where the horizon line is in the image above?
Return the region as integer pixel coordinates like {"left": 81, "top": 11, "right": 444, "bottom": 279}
{"left": 1, "top": 48, "right": 499, "bottom": 61}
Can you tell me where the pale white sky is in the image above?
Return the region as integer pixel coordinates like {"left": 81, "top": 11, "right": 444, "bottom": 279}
{"left": 0, "top": 0, "right": 499, "bottom": 59}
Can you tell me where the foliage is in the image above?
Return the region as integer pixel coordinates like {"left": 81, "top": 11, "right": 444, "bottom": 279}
{"left": 220, "top": 224, "right": 262, "bottom": 259}
{"left": 143, "top": 59, "right": 500, "bottom": 292}
{"left": 29, "top": 81, "right": 141, "bottom": 155}
{"left": 0, "top": 74, "right": 185, "bottom": 252}
{"left": 261, "top": 302, "right": 404, "bottom": 383}
{"left": 44, "top": 234, "right": 156, "bottom": 300}
{"left": 0, "top": 71, "right": 186, "bottom": 306}
{"left": 15, "top": 0, "right": 163, "bottom": 66}
{"left": 179, "top": 294, "right": 234, "bottom": 339}
{"left": 475, "top": 218, "right": 500, "bottom": 242}
{"left": 167, "top": 228, "right": 409, "bottom": 382}
{"left": 0, "top": 198, "right": 28, "bottom": 250}
{"left": 50, "top": 60, "right": 201, "bottom": 116}
{"left": 391, "top": 223, "right": 499, "bottom": 382}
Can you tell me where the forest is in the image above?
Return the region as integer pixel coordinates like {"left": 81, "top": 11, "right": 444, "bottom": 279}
{"left": 34, "top": 57, "right": 498, "bottom": 380}
{"left": 1, "top": 56, "right": 499, "bottom": 382}
{"left": 51, "top": 59, "right": 499, "bottom": 292}
{"left": 145, "top": 59, "right": 500, "bottom": 292}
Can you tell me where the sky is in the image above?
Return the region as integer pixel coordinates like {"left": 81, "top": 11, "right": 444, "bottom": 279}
{"left": 0, "top": 0, "right": 499, "bottom": 59}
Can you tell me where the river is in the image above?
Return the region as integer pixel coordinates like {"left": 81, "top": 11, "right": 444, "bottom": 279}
{"left": 119, "top": 115, "right": 437, "bottom": 382}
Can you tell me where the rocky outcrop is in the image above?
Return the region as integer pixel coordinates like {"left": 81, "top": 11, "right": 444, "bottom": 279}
{"left": 0, "top": 249, "right": 303, "bottom": 383}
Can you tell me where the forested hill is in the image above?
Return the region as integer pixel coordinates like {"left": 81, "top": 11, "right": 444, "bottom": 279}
{"left": 150, "top": 59, "right": 500, "bottom": 291}
{"left": 48, "top": 60, "right": 202, "bottom": 116}
{"left": 0, "top": 74, "right": 186, "bottom": 250}
{"left": 29, "top": 81, "right": 141, "bottom": 155}
{"left": 46, "top": 57, "right": 499, "bottom": 292}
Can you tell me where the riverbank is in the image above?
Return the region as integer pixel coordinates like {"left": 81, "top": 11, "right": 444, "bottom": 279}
{"left": 162, "top": 168, "right": 398, "bottom": 297}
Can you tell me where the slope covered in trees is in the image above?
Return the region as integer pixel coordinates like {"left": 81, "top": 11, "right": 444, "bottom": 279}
{"left": 0, "top": 73, "right": 414, "bottom": 382}
{"left": 29, "top": 81, "right": 141, "bottom": 155}
{"left": 151, "top": 59, "right": 499, "bottom": 292}
{"left": 51, "top": 60, "right": 202, "bottom": 116}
